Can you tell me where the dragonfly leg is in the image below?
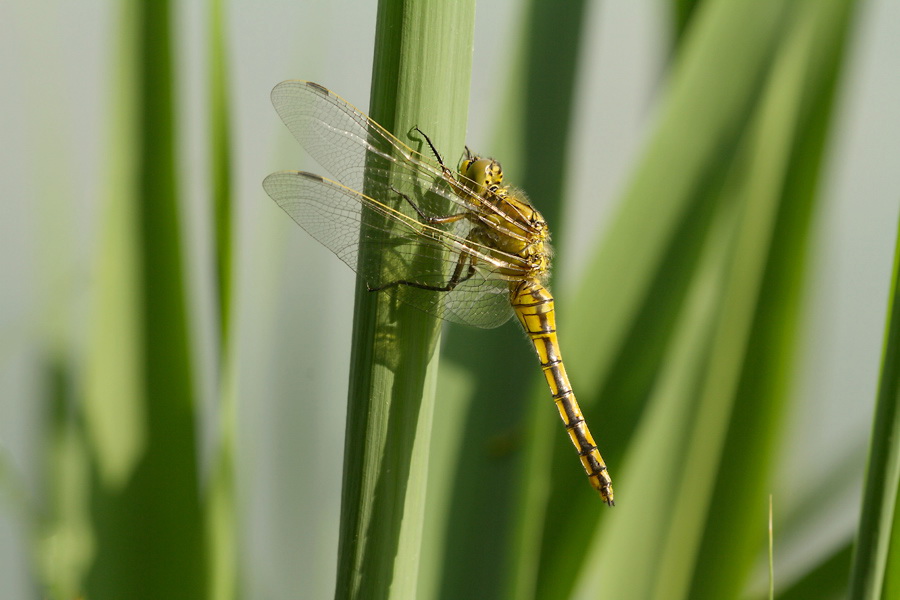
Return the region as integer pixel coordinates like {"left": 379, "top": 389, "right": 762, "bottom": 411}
{"left": 368, "top": 248, "right": 476, "bottom": 293}
{"left": 413, "top": 128, "right": 486, "bottom": 210}
{"left": 414, "top": 126, "right": 453, "bottom": 177}
{"left": 390, "top": 186, "right": 469, "bottom": 226}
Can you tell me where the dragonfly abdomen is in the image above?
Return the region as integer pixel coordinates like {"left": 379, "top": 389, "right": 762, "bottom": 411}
{"left": 511, "top": 279, "right": 614, "bottom": 506}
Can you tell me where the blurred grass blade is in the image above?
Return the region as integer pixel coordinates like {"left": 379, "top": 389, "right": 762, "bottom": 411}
{"left": 770, "top": 496, "right": 775, "bottom": 600}
{"left": 685, "top": 1, "right": 859, "bottom": 598}
{"left": 332, "top": 1, "right": 475, "bottom": 599}
{"left": 83, "top": 0, "right": 144, "bottom": 496}
{"left": 671, "top": 0, "right": 705, "bottom": 40}
{"left": 418, "top": 362, "right": 476, "bottom": 600}
{"left": 848, "top": 211, "right": 900, "bottom": 599}
{"left": 527, "top": 1, "right": 792, "bottom": 596}
{"left": 83, "top": 0, "right": 208, "bottom": 596}
{"left": 586, "top": 2, "right": 857, "bottom": 598}
{"left": 38, "top": 361, "right": 92, "bottom": 597}
{"left": 206, "top": 0, "right": 237, "bottom": 598}
{"left": 886, "top": 491, "right": 900, "bottom": 597}
{"left": 571, "top": 193, "right": 742, "bottom": 600}
{"left": 516, "top": 0, "right": 860, "bottom": 598}
{"left": 210, "top": 0, "right": 233, "bottom": 347}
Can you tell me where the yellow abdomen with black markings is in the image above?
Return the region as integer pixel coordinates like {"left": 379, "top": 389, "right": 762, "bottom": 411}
{"left": 463, "top": 155, "right": 614, "bottom": 504}
{"left": 510, "top": 278, "right": 614, "bottom": 505}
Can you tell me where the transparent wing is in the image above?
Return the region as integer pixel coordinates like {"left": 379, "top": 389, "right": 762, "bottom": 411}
{"left": 271, "top": 80, "right": 481, "bottom": 221}
{"left": 263, "top": 170, "right": 521, "bottom": 329}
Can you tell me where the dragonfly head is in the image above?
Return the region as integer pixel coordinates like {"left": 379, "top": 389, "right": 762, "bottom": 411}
{"left": 459, "top": 155, "right": 504, "bottom": 195}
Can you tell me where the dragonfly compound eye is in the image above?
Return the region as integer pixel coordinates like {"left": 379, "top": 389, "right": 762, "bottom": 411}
{"left": 461, "top": 157, "right": 504, "bottom": 194}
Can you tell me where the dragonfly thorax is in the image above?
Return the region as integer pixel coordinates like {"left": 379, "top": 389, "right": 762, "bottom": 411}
{"left": 472, "top": 186, "right": 552, "bottom": 283}
{"left": 459, "top": 154, "right": 550, "bottom": 253}
{"left": 492, "top": 187, "right": 550, "bottom": 245}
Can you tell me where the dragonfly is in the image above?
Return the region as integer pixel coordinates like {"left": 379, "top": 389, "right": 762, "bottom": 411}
{"left": 263, "top": 80, "right": 614, "bottom": 505}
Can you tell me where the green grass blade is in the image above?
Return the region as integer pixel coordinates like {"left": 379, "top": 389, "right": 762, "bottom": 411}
{"left": 771, "top": 496, "right": 775, "bottom": 600}
{"left": 514, "top": 0, "right": 859, "bottom": 598}
{"left": 651, "top": 26, "right": 816, "bottom": 598}
{"left": 418, "top": 361, "right": 476, "bottom": 600}
{"left": 206, "top": 0, "right": 237, "bottom": 598}
{"left": 848, "top": 208, "right": 900, "bottom": 599}
{"left": 514, "top": 0, "right": 587, "bottom": 235}
{"left": 37, "top": 360, "right": 91, "bottom": 598}
{"left": 685, "top": 2, "right": 859, "bottom": 598}
{"left": 885, "top": 496, "right": 900, "bottom": 598}
{"left": 210, "top": 0, "right": 233, "bottom": 347}
{"left": 83, "top": 0, "right": 208, "bottom": 596}
{"left": 528, "top": 2, "right": 791, "bottom": 596}
{"left": 332, "top": 2, "right": 475, "bottom": 599}
{"left": 671, "top": 0, "right": 704, "bottom": 40}
{"left": 571, "top": 195, "right": 741, "bottom": 600}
